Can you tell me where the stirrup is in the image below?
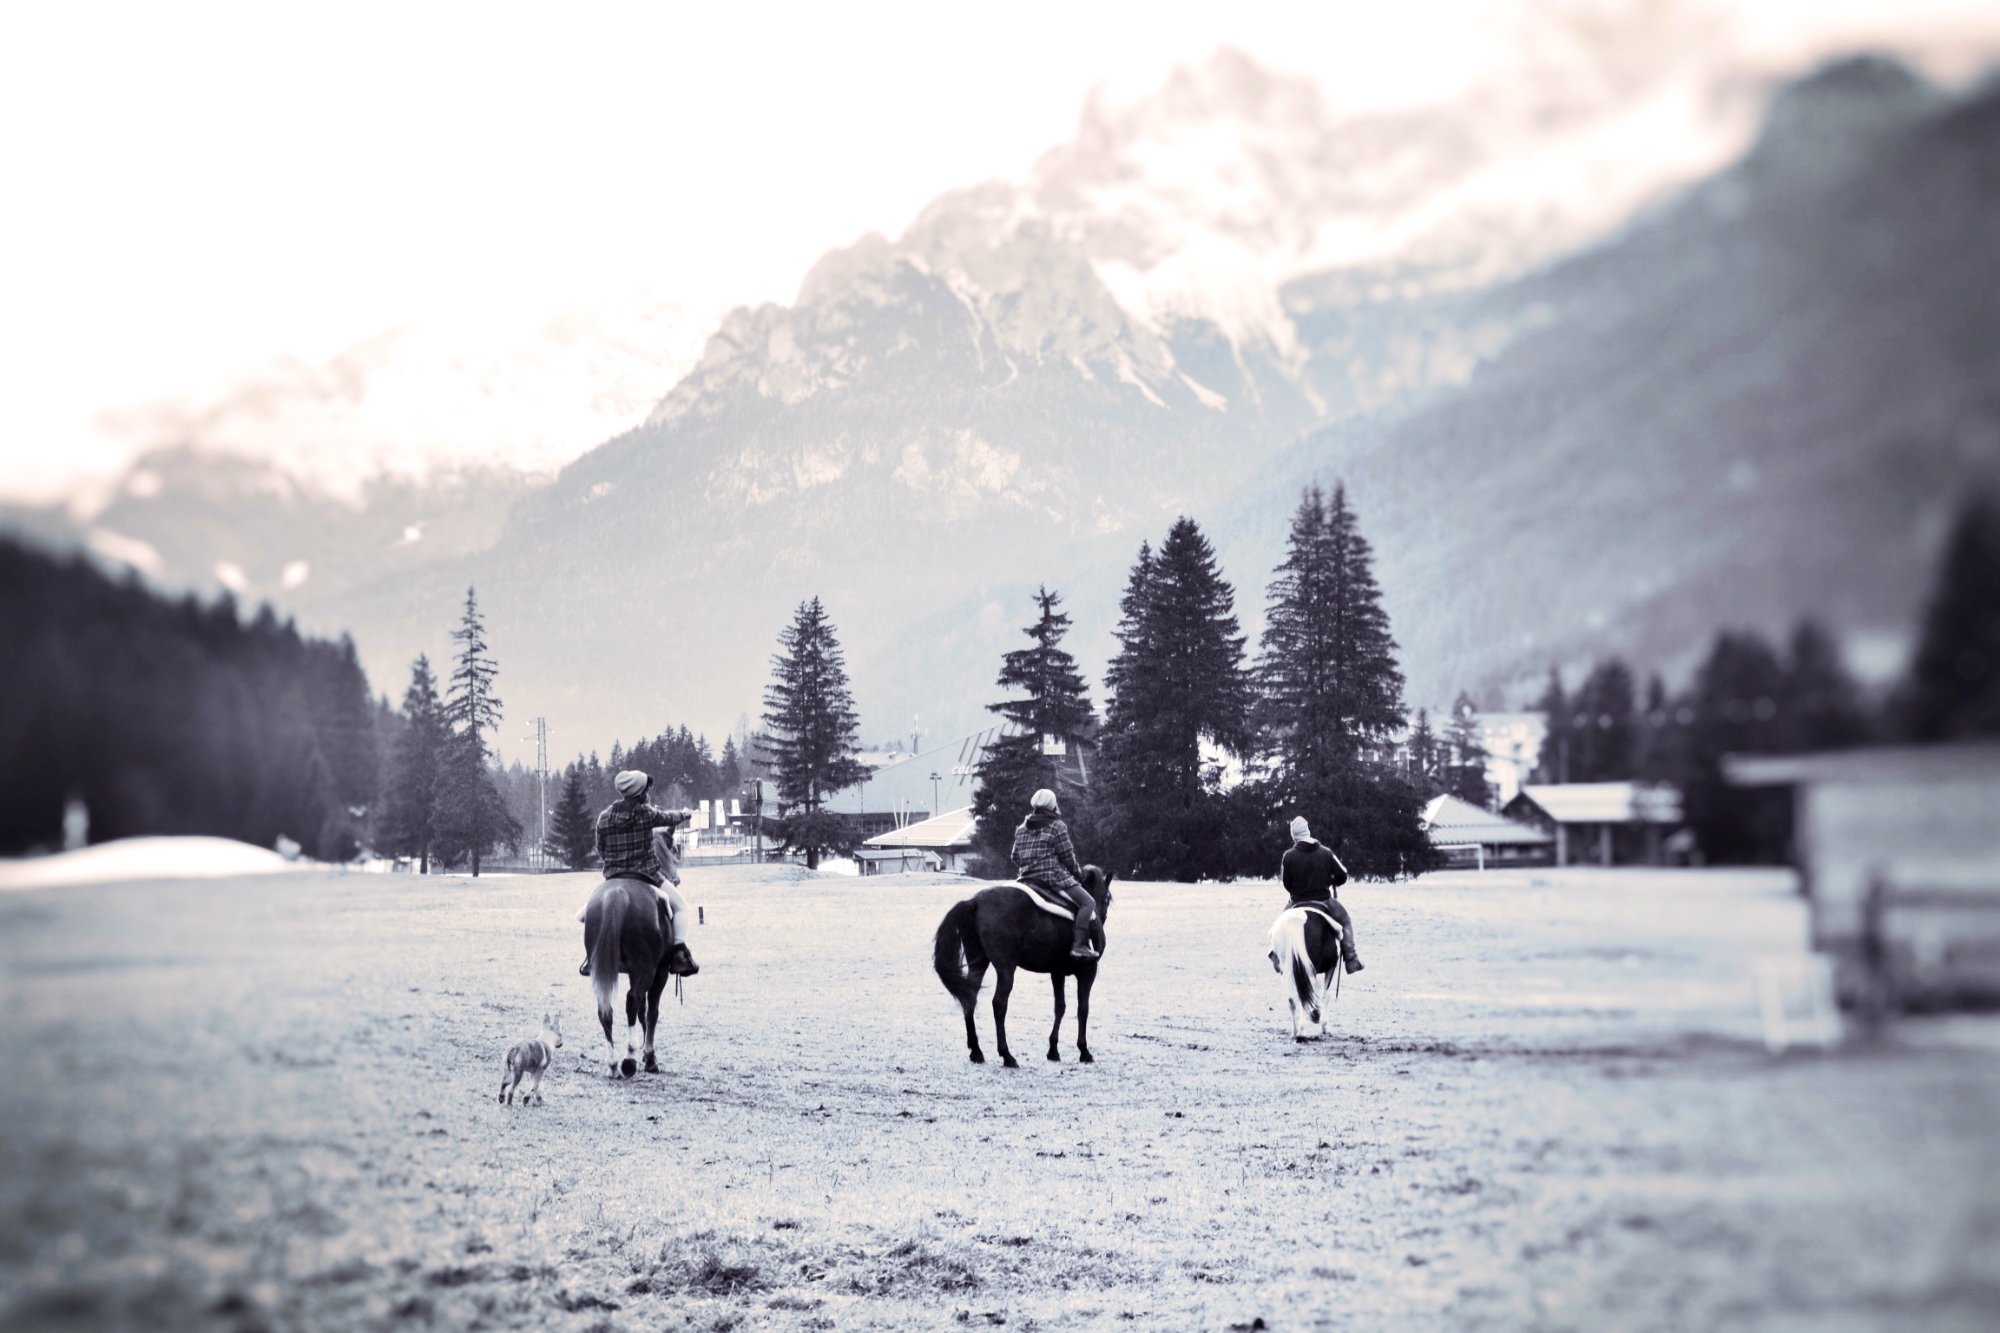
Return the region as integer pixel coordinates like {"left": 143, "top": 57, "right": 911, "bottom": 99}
{"left": 1070, "top": 943, "right": 1100, "bottom": 960}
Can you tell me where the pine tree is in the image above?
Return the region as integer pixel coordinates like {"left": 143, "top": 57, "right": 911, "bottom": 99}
{"left": 1682, "top": 630, "right": 1793, "bottom": 864}
{"left": 761, "top": 597, "right": 868, "bottom": 869}
{"left": 1902, "top": 493, "right": 2000, "bottom": 740}
{"left": 1444, "top": 692, "right": 1494, "bottom": 809}
{"left": 1256, "top": 485, "right": 1406, "bottom": 783}
{"left": 1573, "top": 658, "right": 1639, "bottom": 780}
{"left": 1098, "top": 518, "right": 1254, "bottom": 879}
{"left": 970, "top": 587, "right": 1096, "bottom": 871}
{"left": 1785, "top": 619, "right": 1871, "bottom": 751}
{"left": 382, "top": 655, "right": 448, "bottom": 871}
{"left": 1249, "top": 485, "right": 1432, "bottom": 879}
{"left": 432, "top": 587, "right": 521, "bottom": 875}
{"left": 1406, "top": 708, "right": 1442, "bottom": 795}
{"left": 545, "top": 767, "right": 597, "bottom": 869}
{"left": 1531, "top": 667, "right": 1572, "bottom": 783}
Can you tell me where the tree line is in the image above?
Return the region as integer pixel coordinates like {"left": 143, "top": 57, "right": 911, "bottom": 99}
{"left": 0, "top": 539, "right": 380, "bottom": 857}
{"left": 1515, "top": 492, "right": 2000, "bottom": 862}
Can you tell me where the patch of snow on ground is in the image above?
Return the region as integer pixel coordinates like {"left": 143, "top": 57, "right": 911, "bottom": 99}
{"left": 0, "top": 837, "right": 313, "bottom": 891}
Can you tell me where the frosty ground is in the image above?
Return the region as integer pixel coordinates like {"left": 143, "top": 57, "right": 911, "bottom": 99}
{"left": 1, "top": 863, "right": 1996, "bottom": 1331}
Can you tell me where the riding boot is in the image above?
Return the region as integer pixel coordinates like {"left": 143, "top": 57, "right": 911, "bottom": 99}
{"left": 1069, "top": 893, "right": 1100, "bottom": 960}
{"left": 668, "top": 942, "right": 699, "bottom": 977}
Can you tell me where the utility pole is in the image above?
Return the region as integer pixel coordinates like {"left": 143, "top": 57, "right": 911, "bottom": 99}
{"left": 525, "top": 717, "right": 549, "bottom": 869}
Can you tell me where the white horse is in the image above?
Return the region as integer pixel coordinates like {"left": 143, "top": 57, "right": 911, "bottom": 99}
{"left": 1267, "top": 905, "right": 1344, "bottom": 1041}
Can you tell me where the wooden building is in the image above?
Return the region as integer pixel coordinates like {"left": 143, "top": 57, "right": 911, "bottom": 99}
{"left": 1420, "top": 793, "right": 1554, "bottom": 869}
{"left": 1501, "top": 782, "right": 1683, "bottom": 867}
{"left": 1726, "top": 742, "right": 2000, "bottom": 1008}
{"left": 859, "top": 807, "right": 978, "bottom": 875}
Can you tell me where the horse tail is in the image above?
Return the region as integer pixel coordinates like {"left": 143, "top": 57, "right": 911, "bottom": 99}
{"left": 591, "top": 888, "right": 628, "bottom": 1041}
{"left": 1268, "top": 909, "right": 1323, "bottom": 1025}
{"left": 932, "top": 897, "right": 983, "bottom": 1010}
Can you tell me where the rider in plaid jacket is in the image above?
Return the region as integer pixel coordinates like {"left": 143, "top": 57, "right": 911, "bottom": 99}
{"left": 1011, "top": 788, "right": 1099, "bottom": 960}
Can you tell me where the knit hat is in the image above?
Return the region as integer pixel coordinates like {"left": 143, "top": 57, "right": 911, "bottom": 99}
{"left": 615, "top": 770, "right": 651, "bottom": 798}
{"left": 1031, "top": 788, "right": 1059, "bottom": 813}
{"left": 1289, "top": 816, "right": 1311, "bottom": 842}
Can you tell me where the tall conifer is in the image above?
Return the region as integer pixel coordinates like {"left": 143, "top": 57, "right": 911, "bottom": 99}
{"left": 971, "top": 587, "right": 1094, "bottom": 869}
{"left": 761, "top": 597, "right": 867, "bottom": 869}
{"left": 432, "top": 587, "right": 520, "bottom": 875}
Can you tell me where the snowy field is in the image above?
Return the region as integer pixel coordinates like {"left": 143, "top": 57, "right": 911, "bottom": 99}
{"left": 2, "top": 862, "right": 1997, "bottom": 1331}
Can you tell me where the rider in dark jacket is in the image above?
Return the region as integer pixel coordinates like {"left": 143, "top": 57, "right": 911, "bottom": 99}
{"left": 1280, "top": 815, "right": 1364, "bottom": 974}
{"left": 1011, "top": 788, "right": 1099, "bottom": 959}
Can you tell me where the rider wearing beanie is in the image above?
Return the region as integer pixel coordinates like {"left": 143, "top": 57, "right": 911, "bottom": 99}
{"left": 579, "top": 770, "right": 699, "bottom": 977}
{"left": 1281, "top": 815, "right": 1364, "bottom": 974}
{"left": 1012, "top": 788, "right": 1099, "bottom": 960}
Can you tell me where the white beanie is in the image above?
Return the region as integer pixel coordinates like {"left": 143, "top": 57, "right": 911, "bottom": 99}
{"left": 615, "top": 770, "right": 650, "bottom": 798}
{"left": 1031, "top": 788, "right": 1059, "bottom": 813}
{"left": 1289, "top": 816, "right": 1312, "bottom": 842}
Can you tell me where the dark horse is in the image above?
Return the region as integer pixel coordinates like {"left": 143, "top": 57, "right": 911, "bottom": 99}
{"left": 581, "top": 877, "right": 673, "bottom": 1078}
{"left": 932, "top": 866, "right": 1113, "bottom": 1067}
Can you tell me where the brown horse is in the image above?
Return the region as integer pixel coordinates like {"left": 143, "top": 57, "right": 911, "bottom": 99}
{"left": 580, "top": 877, "right": 674, "bottom": 1077}
{"left": 932, "top": 866, "right": 1113, "bottom": 1067}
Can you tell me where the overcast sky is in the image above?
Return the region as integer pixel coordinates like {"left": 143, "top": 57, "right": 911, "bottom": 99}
{"left": 2, "top": 0, "right": 1994, "bottom": 502}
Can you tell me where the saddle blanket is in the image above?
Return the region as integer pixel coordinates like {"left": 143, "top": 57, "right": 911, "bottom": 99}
{"left": 1002, "top": 880, "right": 1077, "bottom": 920}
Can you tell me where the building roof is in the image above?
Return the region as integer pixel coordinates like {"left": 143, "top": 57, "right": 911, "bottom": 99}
{"left": 819, "top": 728, "right": 1002, "bottom": 818}
{"left": 863, "top": 806, "right": 977, "bottom": 851}
{"left": 1515, "top": 782, "right": 1683, "bottom": 825}
{"left": 1724, "top": 742, "right": 2000, "bottom": 788}
{"left": 1420, "top": 794, "right": 1553, "bottom": 846}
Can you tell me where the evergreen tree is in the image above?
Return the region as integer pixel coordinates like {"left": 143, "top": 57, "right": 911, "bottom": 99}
{"left": 381, "top": 655, "right": 448, "bottom": 871}
{"left": 1444, "top": 692, "right": 1494, "bottom": 809}
{"left": 718, "top": 735, "right": 744, "bottom": 797}
{"left": 1255, "top": 485, "right": 1406, "bottom": 781}
{"left": 1785, "top": 619, "right": 1871, "bottom": 751}
{"left": 1098, "top": 518, "right": 1255, "bottom": 879}
{"left": 761, "top": 597, "right": 868, "bottom": 869}
{"left": 432, "top": 587, "right": 521, "bottom": 874}
{"left": 545, "top": 767, "right": 597, "bottom": 869}
{"left": 1248, "top": 485, "right": 1432, "bottom": 879}
{"left": 1902, "top": 493, "right": 2000, "bottom": 740}
{"left": 1406, "top": 708, "right": 1442, "bottom": 796}
{"left": 1531, "top": 667, "right": 1572, "bottom": 783}
{"left": 1681, "top": 630, "right": 1793, "bottom": 864}
{"left": 970, "top": 587, "right": 1096, "bottom": 872}
{"left": 1572, "top": 657, "right": 1640, "bottom": 780}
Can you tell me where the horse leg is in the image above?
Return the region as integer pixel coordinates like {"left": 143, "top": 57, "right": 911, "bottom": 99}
{"left": 594, "top": 974, "right": 622, "bottom": 1077}
{"left": 619, "top": 967, "right": 649, "bottom": 1079}
{"left": 642, "top": 971, "right": 667, "bottom": 1073}
{"left": 1075, "top": 966, "right": 1094, "bottom": 1063}
{"left": 992, "top": 965, "right": 1018, "bottom": 1068}
{"left": 960, "top": 934, "right": 990, "bottom": 1064}
{"left": 1048, "top": 974, "right": 1066, "bottom": 1062}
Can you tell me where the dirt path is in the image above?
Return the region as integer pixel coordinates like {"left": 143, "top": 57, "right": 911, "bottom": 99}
{"left": 2, "top": 866, "right": 1996, "bottom": 1330}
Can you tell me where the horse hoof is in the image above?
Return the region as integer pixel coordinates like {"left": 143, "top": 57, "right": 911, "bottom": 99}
{"left": 969, "top": 1051, "right": 985, "bottom": 1064}
{"left": 1078, "top": 1051, "right": 1093, "bottom": 1064}
{"left": 620, "top": 1058, "right": 637, "bottom": 1078}
{"left": 1001, "top": 1055, "right": 1019, "bottom": 1069}
{"left": 1047, "top": 1050, "right": 1061, "bottom": 1062}
{"left": 643, "top": 1057, "right": 660, "bottom": 1074}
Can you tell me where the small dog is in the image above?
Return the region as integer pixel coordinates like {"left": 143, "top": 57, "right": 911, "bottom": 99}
{"left": 499, "top": 1012, "right": 564, "bottom": 1106}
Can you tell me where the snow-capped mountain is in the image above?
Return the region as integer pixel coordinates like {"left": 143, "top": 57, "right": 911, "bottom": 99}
{"left": 11, "top": 47, "right": 1992, "bottom": 762}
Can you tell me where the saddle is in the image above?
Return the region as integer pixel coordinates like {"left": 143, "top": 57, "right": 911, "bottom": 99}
{"left": 1007, "top": 879, "right": 1080, "bottom": 921}
{"left": 1284, "top": 900, "right": 1344, "bottom": 940}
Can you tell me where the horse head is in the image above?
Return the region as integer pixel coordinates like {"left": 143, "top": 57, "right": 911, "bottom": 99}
{"left": 1081, "top": 865, "right": 1115, "bottom": 921}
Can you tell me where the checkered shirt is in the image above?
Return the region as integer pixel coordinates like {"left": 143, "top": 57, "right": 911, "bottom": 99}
{"left": 1011, "top": 813, "right": 1083, "bottom": 892}
{"left": 595, "top": 800, "right": 686, "bottom": 886}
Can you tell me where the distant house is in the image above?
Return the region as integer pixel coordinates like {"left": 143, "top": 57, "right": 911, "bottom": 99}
{"left": 1725, "top": 742, "right": 2000, "bottom": 1008}
{"left": 1420, "top": 793, "right": 1554, "bottom": 869}
{"left": 815, "top": 728, "right": 1003, "bottom": 840}
{"left": 860, "top": 807, "right": 978, "bottom": 875}
{"left": 1501, "top": 782, "right": 1683, "bottom": 866}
